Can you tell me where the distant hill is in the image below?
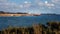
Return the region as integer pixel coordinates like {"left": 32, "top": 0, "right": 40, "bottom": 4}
{"left": 0, "top": 11, "right": 28, "bottom": 14}
{"left": 0, "top": 11, "right": 60, "bottom": 16}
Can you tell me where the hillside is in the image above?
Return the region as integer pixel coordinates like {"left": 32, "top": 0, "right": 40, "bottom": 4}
{"left": 0, "top": 11, "right": 40, "bottom": 16}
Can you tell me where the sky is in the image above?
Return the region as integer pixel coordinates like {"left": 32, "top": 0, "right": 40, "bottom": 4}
{"left": 0, "top": 0, "right": 60, "bottom": 14}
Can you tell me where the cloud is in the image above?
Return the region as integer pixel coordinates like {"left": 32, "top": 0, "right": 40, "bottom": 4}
{"left": 23, "top": 1, "right": 32, "bottom": 8}
{"left": 24, "top": 1, "right": 31, "bottom": 4}
{"left": 0, "top": 0, "right": 32, "bottom": 12}
{"left": 51, "top": 0, "right": 60, "bottom": 9}
{"left": 0, "top": 0, "right": 60, "bottom": 14}
{"left": 45, "top": 3, "right": 55, "bottom": 9}
{"left": 0, "top": 3, "right": 20, "bottom": 9}
{"left": 19, "top": 5, "right": 23, "bottom": 8}
{"left": 37, "top": 1, "right": 55, "bottom": 9}
{"left": 0, "top": 0, "right": 7, "bottom": 3}
{"left": 38, "top": 2, "right": 44, "bottom": 6}
{"left": 52, "top": 0, "right": 60, "bottom": 4}
{"left": 0, "top": 0, "right": 25, "bottom": 12}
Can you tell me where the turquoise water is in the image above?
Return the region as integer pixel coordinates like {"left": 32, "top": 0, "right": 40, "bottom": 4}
{"left": 0, "top": 14, "right": 60, "bottom": 30}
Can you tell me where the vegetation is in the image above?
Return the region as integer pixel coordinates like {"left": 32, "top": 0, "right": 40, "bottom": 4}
{"left": 0, "top": 21, "right": 60, "bottom": 34}
{"left": 0, "top": 11, "right": 28, "bottom": 14}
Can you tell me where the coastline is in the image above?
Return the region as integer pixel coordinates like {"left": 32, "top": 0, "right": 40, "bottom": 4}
{"left": 0, "top": 14, "right": 40, "bottom": 16}
{"left": 0, "top": 14, "right": 33, "bottom": 16}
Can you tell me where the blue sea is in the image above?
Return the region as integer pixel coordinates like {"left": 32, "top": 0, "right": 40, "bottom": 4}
{"left": 0, "top": 14, "right": 60, "bottom": 30}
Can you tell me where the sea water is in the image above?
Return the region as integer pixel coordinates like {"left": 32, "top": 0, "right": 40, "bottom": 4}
{"left": 0, "top": 14, "right": 60, "bottom": 30}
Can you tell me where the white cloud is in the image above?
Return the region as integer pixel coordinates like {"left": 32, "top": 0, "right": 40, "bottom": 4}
{"left": 0, "top": 0, "right": 32, "bottom": 12}
{"left": 24, "top": 1, "right": 31, "bottom": 4}
{"left": 45, "top": 3, "right": 55, "bottom": 7}
{"left": 0, "top": 0, "right": 60, "bottom": 14}
{"left": 19, "top": 5, "right": 23, "bottom": 8}
{"left": 45, "top": 1, "right": 48, "bottom": 4}
{"left": 37, "top": 0, "right": 55, "bottom": 9}
{"left": 0, "top": 2, "right": 19, "bottom": 9}
{"left": 23, "top": 4, "right": 31, "bottom": 8}
{"left": 52, "top": 0, "right": 60, "bottom": 3}
{"left": 0, "top": 0, "right": 24, "bottom": 12}
{"left": 51, "top": 0, "right": 60, "bottom": 5}
{"left": 51, "top": 0, "right": 60, "bottom": 9}
{"left": 23, "top": 1, "right": 32, "bottom": 8}
{"left": 24, "top": 1, "right": 28, "bottom": 4}
{"left": 38, "top": 2, "right": 44, "bottom": 6}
